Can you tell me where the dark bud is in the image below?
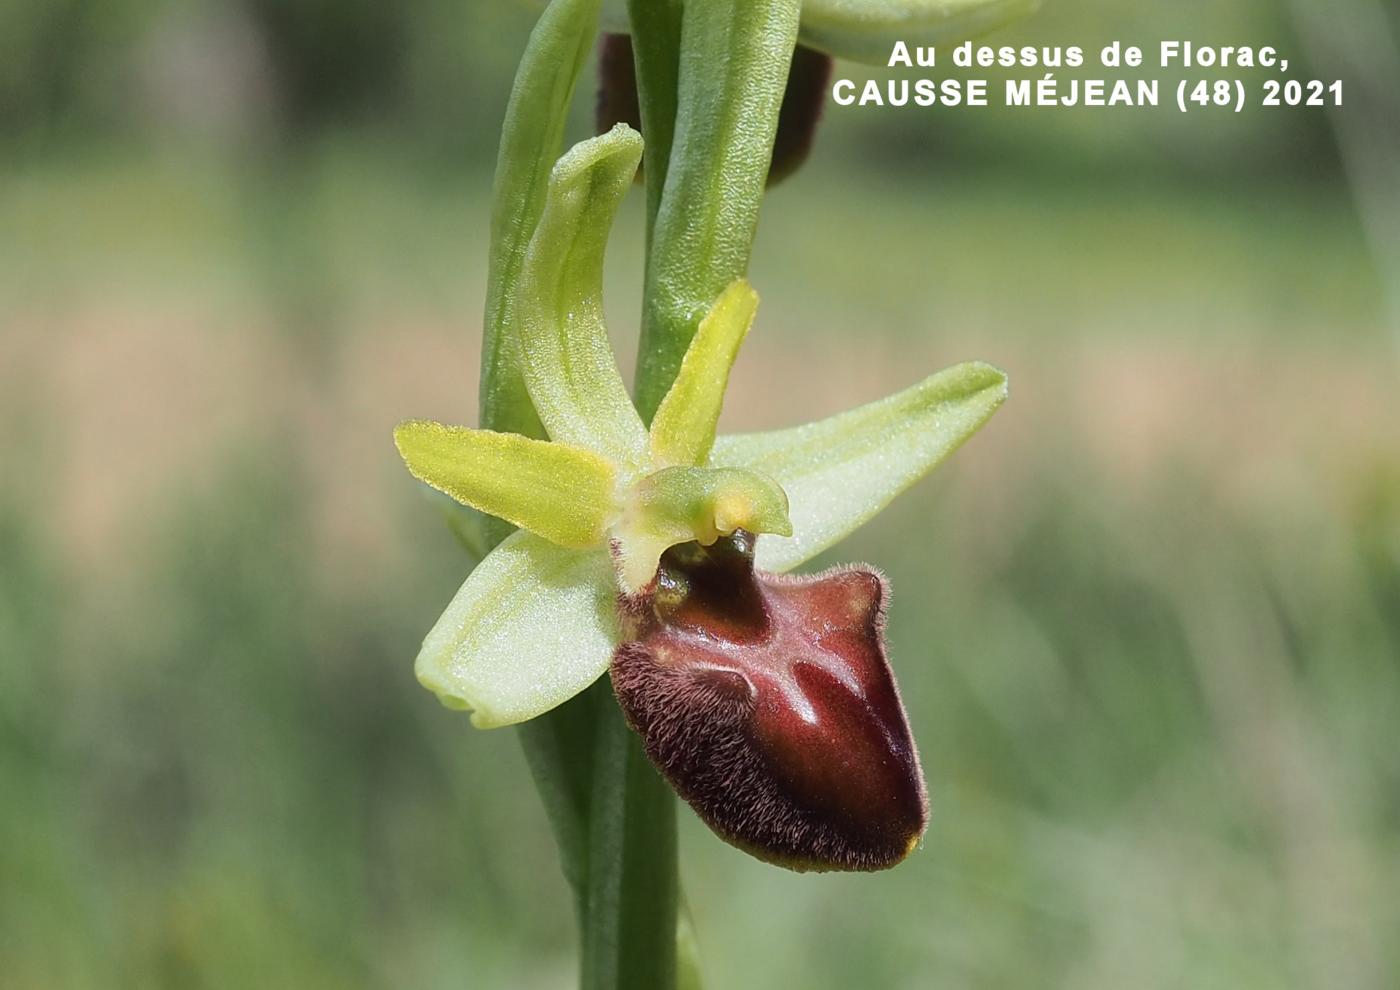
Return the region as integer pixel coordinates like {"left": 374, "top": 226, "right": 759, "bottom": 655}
{"left": 767, "top": 44, "right": 833, "bottom": 186}
{"left": 612, "top": 532, "right": 928, "bottom": 872}
{"left": 596, "top": 33, "right": 643, "bottom": 179}
{"left": 596, "top": 35, "right": 833, "bottom": 188}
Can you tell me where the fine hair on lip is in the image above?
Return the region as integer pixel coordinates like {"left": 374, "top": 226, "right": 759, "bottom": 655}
{"left": 611, "top": 534, "right": 928, "bottom": 873}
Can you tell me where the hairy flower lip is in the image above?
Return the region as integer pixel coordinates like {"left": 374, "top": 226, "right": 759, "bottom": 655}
{"left": 612, "top": 532, "right": 929, "bottom": 872}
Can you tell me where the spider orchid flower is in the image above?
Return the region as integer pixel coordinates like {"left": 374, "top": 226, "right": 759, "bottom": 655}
{"left": 395, "top": 124, "right": 1006, "bottom": 870}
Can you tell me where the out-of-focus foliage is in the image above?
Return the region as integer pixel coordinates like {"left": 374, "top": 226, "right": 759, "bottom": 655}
{"left": 1, "top": 0, "right": 534, "bottom": 156}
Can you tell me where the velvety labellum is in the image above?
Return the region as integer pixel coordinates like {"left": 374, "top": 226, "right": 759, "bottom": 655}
{"left": 611, "top": 532, "right": 928, "bottom": 872}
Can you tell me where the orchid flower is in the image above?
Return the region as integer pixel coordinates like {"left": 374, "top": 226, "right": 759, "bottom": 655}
{"left": 395, "top": 123, "right": 1006, "bottom": 870}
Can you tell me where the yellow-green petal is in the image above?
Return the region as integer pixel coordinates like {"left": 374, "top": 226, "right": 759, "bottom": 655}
{"left": 710, "top": 361, "right": 1007, "bottom": 572}
{"left": 516, "top": 125, "right": 650, "bottom": 466}
{"left": 416, "top": 530, "right": 620, "bottom": 728}
{"left": 800, "top": 0, "right": 1042, "bottom": 65}
{"left": 649, "top": 279, "right": 759, "bottom": 468}
{"left": 611, "top": 465, "right": 792, "bottom": 593}
{"left": 395, "top": 420, "right": 619, "bottom": 549}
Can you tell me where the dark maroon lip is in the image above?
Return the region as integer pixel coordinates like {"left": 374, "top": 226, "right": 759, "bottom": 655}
{"left": 611, "top": 532, "right": 929, "bottom": 872}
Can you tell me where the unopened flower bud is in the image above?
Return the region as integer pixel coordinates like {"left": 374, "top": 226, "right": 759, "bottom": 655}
{"left": 596, "top": 34, "right": 832, "bottom": 187}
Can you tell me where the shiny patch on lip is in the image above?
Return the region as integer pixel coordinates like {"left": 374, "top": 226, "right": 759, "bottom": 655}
{"left": 611, "top": 531, "right": 929, "bottom": 872}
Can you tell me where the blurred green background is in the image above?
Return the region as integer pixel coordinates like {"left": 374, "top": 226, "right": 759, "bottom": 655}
{"left": 3, "top": 0, "right": 1398, "bottom": 987}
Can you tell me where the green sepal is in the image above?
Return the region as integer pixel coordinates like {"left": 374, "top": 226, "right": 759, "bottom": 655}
{"left": 416, "top": 530, "right": 620, "bottom": 728}
{"left": 649, "top": 279, "right": 758, "bottom": 468}
{"left": 612, "top": 465, "right": 792, "bottom": 592}
{"left": 481, "top": 0, "right": 603, "bottom": 443}
{"left": 711, "top": 361, "right": 1008, "bottom": 572}
{"left": 395, "top": 420, "right": 619, "bottom": 550}
{"left": 517, "top": 125, "right": 650, "bottom": 466}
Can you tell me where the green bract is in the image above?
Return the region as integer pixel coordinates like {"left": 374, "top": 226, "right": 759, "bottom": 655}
{"left": 482, "top": 0, "right": 602, "bottom": 452}
{"left": 532, "top": 0, "right": 1040, "bottom": 65}
{"left": 396, "top": 125, "right": 1007, "bottom": 728}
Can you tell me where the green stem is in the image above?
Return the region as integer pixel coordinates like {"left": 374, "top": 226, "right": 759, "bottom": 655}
{"left": 582, "top": 694, "right": 679, "bottom": 989}
{"left": 516, "top": 682, "right": 601, "bottom": 910}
